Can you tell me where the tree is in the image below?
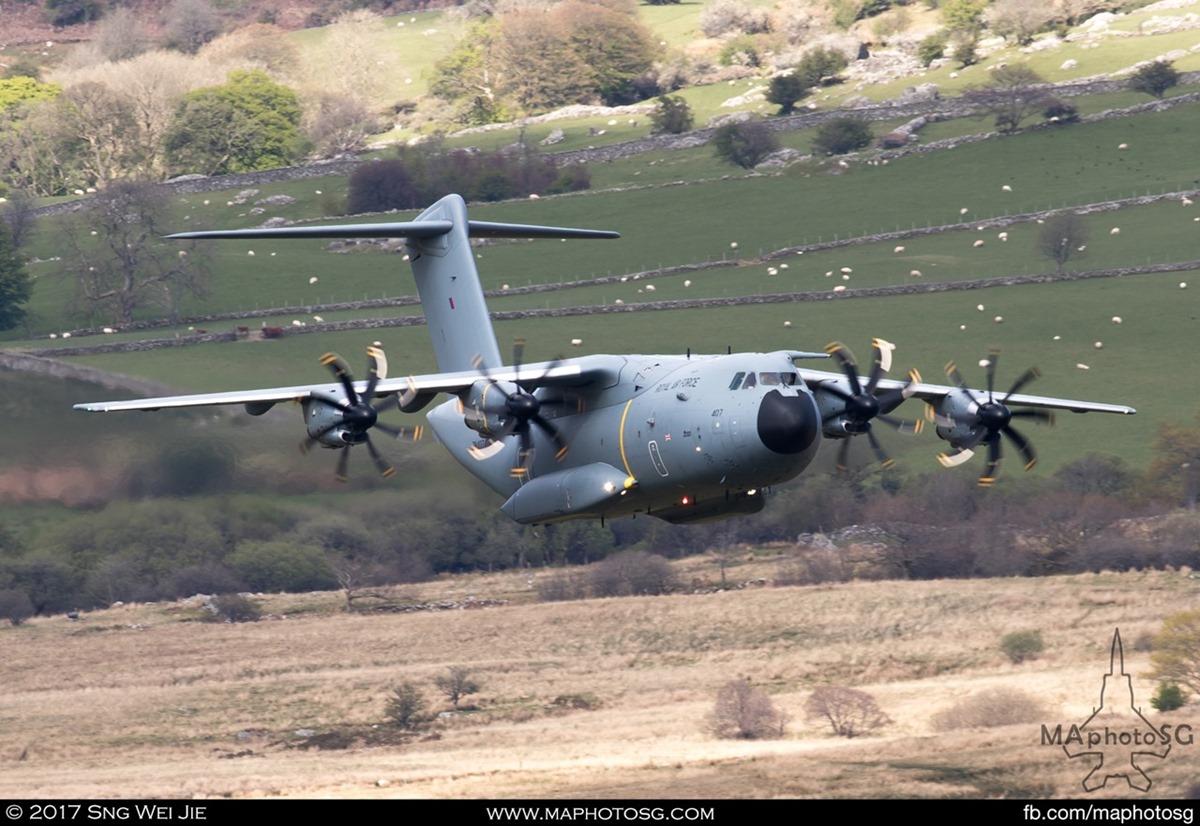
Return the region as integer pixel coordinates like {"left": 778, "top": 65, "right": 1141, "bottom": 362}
{"left": 987, "top": 0, "right": 1055, "bottom": 45}
{"left": 1150, "top": 609, "right": 1200, "bottom": 695}
{"left": 650, "top": 94, "right": 693, "bottom": 134}
{"left": 559, "top": 0, "right": 659, "bottom": 106}
{"left": 163, "top": 70, "right": 306, "bottom": 176}
{"left": 812, "top": 116, "right": 873, "bottom": 155}
{"left": 434, "top": 666, "right": 481, "bottom": 710}
{"left": 712, "top": 119, "right": 779, "bottom": 169}
{"left": 1129, "top": 60, "right": 1179, "bottom": 100}
{"left": 706, "top": 679, "right": 788, "bottom": 739}
{"left": 1036, "top": 212, "right": 1089, "bottom": 273}
{"left": 766, "top": 73, "right": 810, "bottom": 115}
{"left": 62, "top": 180, "right": 209, "bottom": 325}
{"left": 0, "top": 219, "right": 32, "bottom": 332}
{"left": 164, "top": 0, "right": 223, "bottom": 54}
{"left": 941, "top": 0, "right": 987, "bottom": 35}
{"left": 386, "top": 681, "right": 432, "bottom": 730}
{"left": 794, "top": 46, "right": 849, "bottom": 88}
{"left": 1144, "top": 411, "right": 1200, "bottom": 509}
{"left": 963, "top": 65, "right": 1049, "bottom": 133}
{"left": 805, "top": 685, "right": 890, "bottom": 737}
{"left": 0, "top": 589, "right": 35, "bottom": 626}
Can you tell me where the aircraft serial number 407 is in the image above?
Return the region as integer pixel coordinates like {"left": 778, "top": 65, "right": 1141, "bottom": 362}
{"left": 76, "top": 194, "right": 1135, "bottom": 526}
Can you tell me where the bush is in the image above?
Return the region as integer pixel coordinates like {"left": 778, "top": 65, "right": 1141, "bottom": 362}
{"left": 812, "top": 117, "right": 873, "bottom": 155}
{"left": 706, "top": 679, "right": 788, "bottom": 739}
{"left": 590, "top": 550, "right": 677, "bottom": 597}
{"left": 1000, "top": 630, "right": 1045, "bottom": 663}
{"left": 931, "top": 687, "right": 1045, "bottom": 730}
{"left": 712, "top": 119, "right": 779, "bottom": 169}
{"left": 0, "top": 589, "right": 35, "bottom": 626}
{"left": 1150, "top": 609, "right": 1200, "bottom": 695}
{"left": 917, "top": 30, "right": 948, "bottom": 66}
{"left": 794, "top": 46, "right": 849, "bottom": 87}
{"left": 805, "top": 685, "right": 890, "bottom": 737}
{"left": 386, "top": 681, "right": 432, "bottom": 730}
{"left": 434, "top": 665, "right": 480, "bottom": 710}
{"left": 766, "top": 73, "right": 810, "bottom": 115}
{"left": 1042, "top": 98, "right": 1079, "bottom": 124}
{"left": 203, "top": 594, "right": 261, "bottom": 623}
{"left": 1150, "top": 682, "right": 1187, "bottom": 713}
{"left": 650, "top": 94, "right": 694, "bottom": 134}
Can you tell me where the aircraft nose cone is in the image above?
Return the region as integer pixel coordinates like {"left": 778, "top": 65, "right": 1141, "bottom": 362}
{"left": 757, "top": 389, "right": 819, "bottom": 455}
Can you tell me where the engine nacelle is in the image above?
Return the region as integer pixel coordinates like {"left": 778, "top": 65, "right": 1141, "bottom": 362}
{"left": 812, "top": 382, "right": 869, "bottom": 437}
{"left": 302, "top": 397, "right": 368, "bottom": 448}
{"left": 462, "top": 379, "right": 519, "bottom": 436}
{"left": 931, "top": 391, "right": 981, "bottom": 448}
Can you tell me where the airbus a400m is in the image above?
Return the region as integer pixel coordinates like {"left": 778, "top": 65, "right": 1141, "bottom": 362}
{"left": 76, "top": 194, "right": 1135, "bottom": 525}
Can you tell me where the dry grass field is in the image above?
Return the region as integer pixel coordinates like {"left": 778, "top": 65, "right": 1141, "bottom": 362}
{"left": 2, "top": 558, "right": 1197, "bottom": 800}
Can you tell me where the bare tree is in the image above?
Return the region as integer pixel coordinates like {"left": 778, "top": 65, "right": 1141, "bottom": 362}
{"left": 963, "top": 65, "right": 1050, "bottom": 133}
{"left": 63, "top": 180, "right": 209, "bottom": 324}
{"left": 706, "top": 679, "right": 788, "bottom": 739}
{"left": 1036, "top": 212, "right": 1089, "bottom": 273}
{"left": 434, "top": 665, "right": 481, "bottom": 709}
{"left": 805, "top": 686, "right": 890, "bottom": 737}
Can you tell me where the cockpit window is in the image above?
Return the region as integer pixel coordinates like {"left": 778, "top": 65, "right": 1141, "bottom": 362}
{"left": 781, "top": 372, "right": 798, "bottom": 385}
{"left": 728, "top": 372, "right": 745, "bottom": 391}
{"left": 759, "top": 372, "right": 781, "bottom": 386}
{"left": 742, "top": 372, "right": 757, "bottom": 389}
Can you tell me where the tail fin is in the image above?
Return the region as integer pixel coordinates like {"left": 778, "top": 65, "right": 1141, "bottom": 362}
{"left": 169, "top": 193, "right": 619, "bottom": 374}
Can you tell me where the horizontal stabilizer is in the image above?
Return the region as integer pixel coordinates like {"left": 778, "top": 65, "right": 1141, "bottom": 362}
{"left": 167, "top": 219, "right": 619, "bottom": 242}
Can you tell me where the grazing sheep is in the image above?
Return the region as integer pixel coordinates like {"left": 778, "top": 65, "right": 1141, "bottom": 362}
{"left": 910, "top": 269, "right": 922, "bottom": 277}
{"left": 960, "top": 207, "right": 969, "bottom": 215}
{"left": 1002, "top": 185, "right": 1012, "bottom": 192}
{"left": 644, "top": 284, "right": 656, "bottom": 292}
{"left": 730, "top": 242, "right": 738, "bottom": 250}
{"left": 571, "top": 338, "right": 583, "bottom": 347}
{"left": 247, "top": 250, "right": 255, "bottom": 256}
{"left": 767, "top": 267, "right": 778, "bottom": 275}
{"left": 973, "top": 239, "right": 985, "bottom": 248}
{"left": 1110, "top": 227, "right": 1120, "bottom": 235}
{"left": 783, "top": 321, "right": 792, "bottom": 328}
{"left": 1094, "top": 341, "right": 1103, "bottom": 349}
{"left": 998, "top": 232, "right": 1008, "bottom": 241}
{"left": 614, "top": 299, "right": 624, "bottom": 304}
{"left": 833, "top": 285, "right": 846, "bottom": 292}
{"left": 840, "top": 267, "right": 853, "bottom": 274}
{"left": 994, "top": 316, "right": 1003, "bottom": 323}
{"left": 977, "top": 304, "right": 985, "bottom": 311}
{"left": 841, "top": 274, "right": 850, "bottom": 281}
{"left": 309, "top": 276, "right": 319, "bottom": 284}
{"left": 894, "top": 246, "right": 905, "bottom": 253}
{"left": 1077, "top": 364, "right": 1090, "bottom": 370}
{"left": 1183, "top": 198, "right": 1194, "bottom": 207}
{"left": 684, "top": 280, "right": 692, "bottom": 287}
{"left": 1180, "top": 282, "right": 1188, "bottom": 289}
{"left": 1112, "top": 316, "right": 1122, "bottom": 324}
{"left": 501, "top": 284, "right": 509, "bottom": 290}
{"left": 313, "top": 316, "right": 324, "bottom": 323}
{"left": 1118, "top": 143, "right": 1128, "bottom": 150}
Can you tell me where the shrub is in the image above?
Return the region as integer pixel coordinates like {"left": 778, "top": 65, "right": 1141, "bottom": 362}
{"left": 537, "top": 570, "right": 589, "bottom": 602}
{"left": 917, "top": 30, "right": 948, "bottom": 66}
{"left": 1150, "top": 609, "right": 1200, "bottom": 695}
{"left": 0, "top": 589, "right": 35, "bottom": 626}
{"left": 1000, "top": 630, "right": 1045, "bottom": 663}
{"left": 931, "top": 687, "right": 1045, "bottom": 730}
{"left": 1150, "top": 682, "right": 1187, "bottom": 713}
{"left": 812, "top": 117, "right": 873, "bottom": 155}
{"left": 203, "top": 594, "right": 261, "bottom": 623}
{"left": 650, "top": 94, "right": 694, "bottom": 134}
{"left": 1042, "top": 98, "right": 1079, "bottom": 124}
{"left": 806, "top": 686, "right": 889, "bottom": 737}
{"left": 386, "top": 681, "right": 432, "bottom": 730}
{"left": 766, "top": 73, "right": 810, "bottom": 115}
{"left": 706, "top": 679, "right": 788, "bottom": 739}
{"left": 712, "top": 119, "right": 779, "bottom": 169}
{"left": 794, "top": 46, "right": 849, "bottom": 87}
{"left": 591, "top": 550, "right": 677, "bottom": 597}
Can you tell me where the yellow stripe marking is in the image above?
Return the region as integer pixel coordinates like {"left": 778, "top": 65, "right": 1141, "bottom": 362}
{"left": 617, "top": 398, "right": 636, "bottom": 478}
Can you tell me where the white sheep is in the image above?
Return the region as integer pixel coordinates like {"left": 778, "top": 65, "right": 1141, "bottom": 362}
{"left": 767, "top": 267, "right": 778, "bottom": 275}
{"left": 684, "top": 280, "right": 692, "bottom": 287}
{"left": 1183, "top": 198, "right": 1194, "bottom": 207}
{"left": 973, "top": 239, "right": 985, "bottom": 248}
{"left": 977, "top": 304, "right": 985, "bottom": 311}
{"left": 841, "top": 274, "right": 850, "bottom": 281}
{"left": 910, "top": 269, "right": 922, "bottom": 277}
{"left": 644, "top": 284, "right": 656, "bottom": 292}
{"left": 998, "top": 232, "right": 1008, "bottom": 241}
{"left": 1112, "top": 316, "right": 1122, "bottom": 324}
{"left": 783, "top": 321, "right": 792, "bottom": 328}
{"left": 1110, "top": 227, "right": 1120, "bottom": 235}
{"left": 313, "top": 315, "right": 324, "bottom": 323}
{"left": 840, "top": 267, "right": 853, "bottom": 274}
{"left": 247, "top": 250, "right": 255, "bottom": 256}
{"left": 894, "top": 246, "right": 905, "bottom": 253}
{"left": 833, "top": 285, "right": 846, "bottom": 292}
{"left": 571, "top": 338, "right": 583, "bottom": 347}
{"left": 730, "top": 242, "right": 738, "bottom": 250}
{"left": 1002, "top": 185, "right": 1012, "bottom": 192}
{"left": 994, "top": 316, "right": 1003, "bottom": 323}
{"left": 1094, "top": 341, "right": 1103, "bottom": 349}
{"left": 309, "top": 276, "right": 319, "bottom": 284}
{"left": 960, "top": 207, "right": 969, "bottom": 215}
{"left": 1077, "top": 363, "right": 1090, "bottom": 370}
{"left": 1118, "top": 143, "right": 1129, "bottom": 150}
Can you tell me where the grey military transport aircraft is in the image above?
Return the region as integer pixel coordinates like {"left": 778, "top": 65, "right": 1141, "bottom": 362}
{"left": 76, "top": 194, "right": 1136, "bottom": 525}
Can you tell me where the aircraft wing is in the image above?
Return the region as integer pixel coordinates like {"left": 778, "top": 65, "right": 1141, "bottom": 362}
{"left": 74, "top": 361, "right": 592, "bottom": 413}
{"left": 796, "top": 367, "right": 1137, "bottom": 415}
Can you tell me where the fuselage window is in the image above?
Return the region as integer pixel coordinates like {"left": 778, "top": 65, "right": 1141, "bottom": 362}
{"left": 729, "top": 372, "right": 746, "bottom": 391}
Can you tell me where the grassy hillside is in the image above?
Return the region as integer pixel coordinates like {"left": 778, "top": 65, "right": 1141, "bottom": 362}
{"left": 2, "top": 566, "right": 1196, "bottom": 799}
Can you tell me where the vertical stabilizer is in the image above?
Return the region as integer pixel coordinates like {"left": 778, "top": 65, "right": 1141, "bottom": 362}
{"left": 407, "top": 195, "right": 503, "bottom": 373}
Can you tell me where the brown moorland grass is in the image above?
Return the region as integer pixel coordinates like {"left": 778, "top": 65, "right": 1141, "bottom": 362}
{"left": 1, "top": 563, "right": 1197, "bottom": 799}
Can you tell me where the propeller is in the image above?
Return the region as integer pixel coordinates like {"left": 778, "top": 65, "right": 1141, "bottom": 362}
{"left": 301, "top": 345, "right": 422, "bottom": 481}
{"left": 935, "top": 348, "right": 1055, "bottom": 487}
{"left": 819, "top": 338, "right": 922, "bottom": 471}
{"left": 467, "top": 339, "right": 570, "bottom": 478}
